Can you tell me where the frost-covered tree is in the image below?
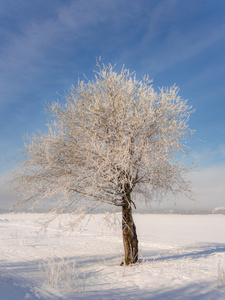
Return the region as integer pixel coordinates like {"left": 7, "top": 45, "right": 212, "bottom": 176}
{"left": 13, "top": 63, "right": 194, "bottom": 265}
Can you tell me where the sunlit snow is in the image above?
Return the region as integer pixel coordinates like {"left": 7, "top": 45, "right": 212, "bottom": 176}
{"left": 1, "top": 213, "right": 225, "bottom": 299}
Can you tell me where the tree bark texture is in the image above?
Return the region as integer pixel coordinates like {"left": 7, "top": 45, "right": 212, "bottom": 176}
{"left": 122, "top": 192, "right": 138, "bottom": 265}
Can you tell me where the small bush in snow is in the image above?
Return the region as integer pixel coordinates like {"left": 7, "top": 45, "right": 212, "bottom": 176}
{"left": 217, "top": 262, "right": 225, "bottom": 287}
{"left": 39, "top": 256, "right": 85, "bottom": 295}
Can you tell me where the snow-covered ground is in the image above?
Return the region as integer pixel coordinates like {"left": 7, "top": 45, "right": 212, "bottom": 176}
{"left": 1, "top": 213, "right": 225, "bottom": 299}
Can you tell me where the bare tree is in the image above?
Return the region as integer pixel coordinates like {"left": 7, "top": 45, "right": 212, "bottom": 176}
{"left": 13, "top": 63, "right": 194, "bottom": 265}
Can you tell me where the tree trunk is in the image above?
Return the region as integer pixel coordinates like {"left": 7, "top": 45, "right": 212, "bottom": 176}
{"left": 122, "top": 193, "right": 138, "bottom": 265}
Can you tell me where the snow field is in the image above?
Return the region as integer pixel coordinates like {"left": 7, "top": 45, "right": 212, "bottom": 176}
{"left": 1, "top": 213, "right": 225, "bottom": 299}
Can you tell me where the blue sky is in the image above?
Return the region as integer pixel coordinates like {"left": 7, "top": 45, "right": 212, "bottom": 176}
{"left": 1, "top": 0, "right": 225, "bottom": 211}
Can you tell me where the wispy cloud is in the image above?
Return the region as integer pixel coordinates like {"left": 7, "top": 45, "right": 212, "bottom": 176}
{"left": 157, "top": 164, "right": 225, "bottom": 212}
{"left": 189, "top": 143, "right": 225, "bottom": 168}
{"left": 191, "top": 164, "right": 225, "bottom": 209}
{"left": 0, "top": 0, "right": 137, "bottom": 110}
{"left": 138, "top": 3, "right": 225, "bottom": 74}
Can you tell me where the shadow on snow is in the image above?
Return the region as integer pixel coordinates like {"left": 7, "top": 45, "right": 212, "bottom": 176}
{"left": 140, "top": 243, "right": 225, "bottom": 263}
{"left": 1, "top": 243, "right": 225, "bottom": 299}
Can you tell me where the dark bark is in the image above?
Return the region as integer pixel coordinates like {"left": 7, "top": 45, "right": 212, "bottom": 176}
{"left": 122, "top": 191, "right": 138, "bottom": 265}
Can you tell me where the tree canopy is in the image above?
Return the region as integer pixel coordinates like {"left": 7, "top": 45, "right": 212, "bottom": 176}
{"left": 13, "top": 63, "right": 194, "bottom": 215}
